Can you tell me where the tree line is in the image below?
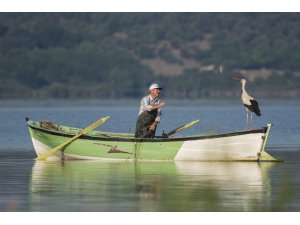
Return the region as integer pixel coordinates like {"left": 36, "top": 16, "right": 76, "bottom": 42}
{"left": 0, "top": 13, "right": 300, "bottom": 99}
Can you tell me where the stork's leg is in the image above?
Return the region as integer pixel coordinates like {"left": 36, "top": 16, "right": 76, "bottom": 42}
{"left": 246, "top": 110, "right": 248, "bottom": 130}
{"left": 250, "top": 112, "right": 253, "bottom": 129}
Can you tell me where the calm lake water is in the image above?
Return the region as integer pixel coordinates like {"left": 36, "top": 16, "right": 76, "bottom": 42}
{"left": 1, "top": 99, "right": 300, "bottom": 212}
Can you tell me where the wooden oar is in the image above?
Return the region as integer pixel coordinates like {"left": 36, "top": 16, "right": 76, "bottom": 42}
{"left": 35, "top": 116, "right": 110, "bottom": 160}
{"left": 163, "top": 119, "right": 200, "bottom": 137}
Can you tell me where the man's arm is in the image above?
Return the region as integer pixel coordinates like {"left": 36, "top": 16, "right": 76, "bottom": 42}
{"left": 141, "top": 97, "right": 165, "bottom": 112}
{"left": 149, "top": 121, "right": 158, "bottom": 132}
{"left": 150, "top": 103, "right": 164, "bottom": 130}
{"left": 149, "top": 102, "right": 165, "bottom": 111}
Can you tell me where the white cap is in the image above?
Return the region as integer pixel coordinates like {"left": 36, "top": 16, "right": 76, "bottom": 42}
{"left": 149, "top": 83, "right": 162, "bottom": 91}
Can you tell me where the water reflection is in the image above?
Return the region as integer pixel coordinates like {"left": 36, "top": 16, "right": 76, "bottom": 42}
{"left": 29, "top": 161, "right": 275, "bottom": 211}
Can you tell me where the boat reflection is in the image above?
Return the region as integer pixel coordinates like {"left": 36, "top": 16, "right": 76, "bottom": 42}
{"left": 29, "top": 160, "right": 275, "bottom": 211}
{"left": 174, "top": 162, "right": 273, "bottom": 211}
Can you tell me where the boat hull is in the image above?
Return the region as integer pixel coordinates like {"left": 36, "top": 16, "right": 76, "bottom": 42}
{"left": 26, "top": 119, "right": 277, "bottom": 162}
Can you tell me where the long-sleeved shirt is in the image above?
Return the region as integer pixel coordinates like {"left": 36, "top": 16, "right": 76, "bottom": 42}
{"left": 138, "top": 95, "right": 162, "bottom": 122}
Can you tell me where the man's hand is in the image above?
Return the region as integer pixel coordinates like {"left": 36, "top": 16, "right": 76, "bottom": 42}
{"left": 158, "top": 102, "right": 165, "bottom": 108}
{"left": 149, "top": 121, "right": 157, "bottom": 132}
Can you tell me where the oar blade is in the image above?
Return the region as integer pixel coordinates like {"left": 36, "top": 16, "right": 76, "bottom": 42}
{"left": 165, "top": 119, "right": 200, "bottom": 137}
{"left": 35, "top": 116, "right": 110, "bottom": 160}
{"left": 175, "top": 120, "right": 200, "bottom": 133}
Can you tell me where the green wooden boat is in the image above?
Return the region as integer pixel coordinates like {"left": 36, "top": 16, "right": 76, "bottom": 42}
{"left": 26, "top": 118, "right": 279, "bottom": 162}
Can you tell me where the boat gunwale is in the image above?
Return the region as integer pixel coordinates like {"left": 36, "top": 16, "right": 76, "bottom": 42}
{"left": 27, "top": 120, "right": 267, "bottom": 143}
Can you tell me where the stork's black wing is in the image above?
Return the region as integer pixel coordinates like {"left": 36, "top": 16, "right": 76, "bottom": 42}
{"left": 250, "top": 99, "right": 261, "bottom": 116}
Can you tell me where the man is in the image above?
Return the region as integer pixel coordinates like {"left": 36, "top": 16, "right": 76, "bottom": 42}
{"left": 135, "top": 83, "right": 166, "bottom": 138}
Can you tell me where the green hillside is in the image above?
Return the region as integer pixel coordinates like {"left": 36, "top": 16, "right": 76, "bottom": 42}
{"left": 1, "top": 13, "right": 300, "bottom": 99}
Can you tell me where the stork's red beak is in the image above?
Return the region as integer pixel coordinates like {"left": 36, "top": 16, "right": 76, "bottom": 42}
{"left": 233, "top": 77, "right": 241, "bottom": 81}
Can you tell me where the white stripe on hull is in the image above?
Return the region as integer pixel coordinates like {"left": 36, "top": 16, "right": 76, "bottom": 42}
{"left": 175, "top": 133, "right": 263, "bottom": 161}
{"left": 31, "top": 138, "right": 61, "bottom": 161}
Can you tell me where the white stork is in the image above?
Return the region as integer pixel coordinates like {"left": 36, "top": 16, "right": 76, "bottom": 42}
{"left": 234, "top": 77, "right": 261, "bottom": 129}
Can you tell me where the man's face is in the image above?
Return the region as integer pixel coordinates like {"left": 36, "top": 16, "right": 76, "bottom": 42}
{"left": 150, "top": 88, "right": 160, "bottom": 98}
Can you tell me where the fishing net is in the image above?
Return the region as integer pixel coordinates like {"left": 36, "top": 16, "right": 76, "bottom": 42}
{"left": 135, "top": 110, "right": 157, "bottom": 138}
{"left": 40, "top": 120, "right": 62, "bottom": 131}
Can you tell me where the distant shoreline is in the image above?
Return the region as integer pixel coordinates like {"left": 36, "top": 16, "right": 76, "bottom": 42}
{"left": 0, "top": 98, "right": 300, "bottom": 107}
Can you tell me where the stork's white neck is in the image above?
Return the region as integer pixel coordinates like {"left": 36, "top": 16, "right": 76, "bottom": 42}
{"left": 242, "top": 82, "right": 246, "bottom": 93}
